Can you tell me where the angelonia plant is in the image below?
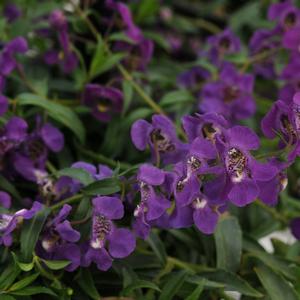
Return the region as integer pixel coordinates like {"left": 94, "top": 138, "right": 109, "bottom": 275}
{"left": 0, "top": 0, "right": 300, "bottom": 299}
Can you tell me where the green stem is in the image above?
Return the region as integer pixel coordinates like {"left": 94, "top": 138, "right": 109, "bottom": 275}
{"left": 74, "top": 4, "right": 165, "bottom": 115}
{"left": 77, "top": 146, "right": 132, "bottom": 171}
{"left": 50, "top": 194, "right": 83, "bottom": 211}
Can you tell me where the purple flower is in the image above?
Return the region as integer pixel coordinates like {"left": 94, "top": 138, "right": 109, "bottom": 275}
{"left": 82, "top": 196, "right": 135, "bottom": 271}
{"left": 177, "top": 67, "right": 210, "bottom": 90}
{"left": 0, "top": 191, "right": 11, "bottom": 208}
{"left": 199, "top": 64, "right": 256, "bottom": 123}
{"left": 0, "top": 117, "right": 28, "bottom": 160}
{"left": 290, "top": 217, "right": 300, "bottom": 239}
{"left": 0, "top": 37, "right": 28, "bottom": 76}
{"left": 107, "top": 1, "right": 154, "bottom": 71}
{"left": 13, "top": 121, "right": 64, "bottom": 182}
{"left": 82, "top": 84, "right": 123, "bottom": 122}
{"left": 44, "top": 10, "right": 78, "bottom": 73}
{"left": 0, "top": 201, "right": 43, "bottom": 246}
{"left": 131, "top": 114, "right": 188, "bottom": 164}
{"left": 279, "top": 53, "right": 300, "bottom": 102}
{"left": 249, "top": 28, "right": 280, "bottom": 79}
{"left": 173, "top": 137, "right": 218, "bottom": 207}
{"left": 39, "top": 204, "right": 81, "bottom": 271}
{"left": 182, "top": 112, "right": 228, "bottom": 143}
{"left": 3, "top": 4, "right": 21, "bottom": 23}
{"left": 207, "top": 29, "right": 241, "bottom": 64}
{"left": 133, "top": 164, "right": 170, "bottom": 239}
{"left": 256, "top": 159, "right": 288, "bottom": 206}
{"left": 268, "top": 1, "right": 300, "bottom": 31}
{"left": 217, "top": 126, "right": 278, "bottom": 206}
{"left": 261, "top": 92, "right": 300, "bottom": 161}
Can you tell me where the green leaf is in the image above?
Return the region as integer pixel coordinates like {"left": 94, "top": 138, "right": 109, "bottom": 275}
{"left": 42, "top": 259, "right": 71, "bottom": 270}
{"left": 185, "top": 279, "right": 204, "bottom": 300}
{"left": 122, "top": 279, "right": 160, "bottom": 295}
{"left": 0, "top": 264, "right": 21, "bottom": 290}
{"left": 147, "top": 232, "right": 167, "bottom": 266}
{"left": 136, "top": 0, "right": 160, "bottom": 22}
{"left": 109, "top": 32, "right": 136, "bottom": 44}
{"left": 17, "top": 93, "right": 85, "bottom": 144}
{"left": 200, "top": 270, "right": 263, "bottom": 297}
{"left": 77, "top": 269, "right": 100, "bottom": 300}
{"left": 122, "top": 80, "right": 133, "bottom": 116}
{"left": 57, "top": 167, "right": 94, "bottom": 186}
{"left": 8, "top": 273, "right": 39, "bottom": 292}
{"left": 160, "top": 90, "right": 194, "bottom": 107}
{"left": 245, "top": 248, "right": 297, "bottom": 280}
{"left": 20, "top": 207, "right": 51, "bottom": 262}
{"left": 0, "top": 174, "right": 22, "bottom": 202}
{"left": 89, "top": 39, "right": 127, "bottom": 79}
{"left": 12, "top": 253, "right": 34, "bottom": 272}
{"left": 159, "top": 270, "right": 189, "bottom": 300}
{"left": 214, "top": 216, "right": 242, "bottom": 272}
{"left": 82, "top": 177, "right": 120, "bottom": 195}
{"left": 255, "top": 264, "right": 298, "bottom": 300}
{"left": 9, "top": 286, "right": 57, "bottom": 296}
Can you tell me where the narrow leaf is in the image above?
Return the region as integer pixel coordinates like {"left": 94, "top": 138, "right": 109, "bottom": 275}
{"left": 147, "top": 232, "right": 167, "bottom": 266}
{"left": 18, "top": 93, "right": 85, "bottom": 144}
{"left": 57, "top": 167, "right": 94, "bottom": 186}
{"left": 20, "top": 207, "right": 51, "bottom": 262}
{"left": 82, "top": 177, "right": 120, "bottom": 195}
{"left": 159, "top": 270, "right": 188, "bottom": 300}
{"left": 214, "top": 216, "right": 242, "bottom": 272}
{"left": 122, "top": 279, "right": 160, "bottom": 295}
{"left": 77, "top": 269, "right": 100, "bottom": 300}
{"left": 185, "top": 279, "right": 205, "bottom": 300}
{"left": 8, "top": 273, "right": 39, "bottom": 292}
{"left": 9, "top": 286, "right": 57, "bottom": 296}
{"left": 255, "top": 265, "right": 298, "bottom": 300}
{"left": 42, "top": 259, "right": 71, "bottom": 270}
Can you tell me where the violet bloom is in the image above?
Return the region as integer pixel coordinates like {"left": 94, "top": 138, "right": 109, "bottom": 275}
{"left": 199, "top": 64, "right": 256, "bottom": 123}
{"left": 3, "top": 4, "right": 21, "bottom": 23}
{"left": 82, "top": 196, "right": 136, "bottom": 271}
{"left": 218, "top": 126, "right": 277, "bottom": 206}
{"left": 174, "top": 137, "right": 218, "bottom": 207}
{"left": 256, "top": 159, "right": 288, "bottom": 206}
{"left": 261, "top": 92, "right": 300, "bottom": 161}
{"left": 82, "top": 84, "right": 123, "bottom": 122}
{"left": 13, "top": 121, "right": 64, "bottom": 182}
{"left": 133, "top": 164, "right": 170, "bottom": 239}
{"left": 39, "top": 204, "right": 81, "bottom": 271}
{"left": 268, "top": 1, "right": 300, "bottom": 31}
{"left": 207, "top": 29, "right": 241, "bottom": 65}
{"left": 44, "top": 10, "right": 78, "bottom": 73}
{"left": 108, "top": 1, "right": 154, "bottom": 70}
{"left": 131, "top": 114, "right": 188, "bottom": 164}
{"left": 249, "top": 28, "right": 280, "bottom": 79}
{"left": 290, "top": 217, "right": 300, "bottom": 240}
{"left": 0, "top": 201, "right": 43, "bottom": 246}
{"left": 182, "top": 112, "right": 228, "bottom": 143}
{"left": 279, "top": 53, "right": 300, "bottom": 102}
{"left": 0, "top": 37, "right": 28, "bottom": 76}
{"left": 0, "top": 117, "right": 28, "bottom": 162}
{"left": 177, "top": 66, "right": 210, "bottom": 90}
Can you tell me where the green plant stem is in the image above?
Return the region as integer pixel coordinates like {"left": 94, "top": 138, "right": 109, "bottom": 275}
{"left": 255, "top": 200, "right": 288, "bottom": 225}
{"left": 50, "top": 194, "right": 83, "bottom": 211}
{"left": 240, "top": 47, "right": 279, "bottom": 73}
{"left": 74, "top": 4, "right": 165, "bottom": 115}
{"left": 77, "top": 145, "right": 132, "bottom": 171}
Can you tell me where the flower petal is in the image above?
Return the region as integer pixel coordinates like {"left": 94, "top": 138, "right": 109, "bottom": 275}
{"left": 108, "top": 228, "right": 136, "bottom": 258}
{"left": 92, "top": 196, "right": 124, "bottom": 220}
